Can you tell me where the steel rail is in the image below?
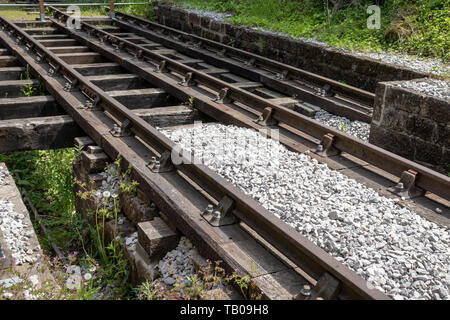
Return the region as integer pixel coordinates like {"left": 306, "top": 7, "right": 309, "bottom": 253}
{"left": 112, "top": 10, "right": 375, "bottom": 107}
{"left": 110, "top": 12, "right": 372, "bottom": 123}
{"left": 0, "top": 14, "right": 390, "bottom": 300}
{"left": 50, "top": 7, "right": 450, "bottom": 202}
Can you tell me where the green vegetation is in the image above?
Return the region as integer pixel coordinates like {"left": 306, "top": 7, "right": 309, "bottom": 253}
{"left": 171, "top": 0, "right": 449, "bottom": 62}
{"left": 136, "top": 260, "right": 262, "bottom": 300}
{"left": 0, "top": 150, "right": 132, "bottom": 299}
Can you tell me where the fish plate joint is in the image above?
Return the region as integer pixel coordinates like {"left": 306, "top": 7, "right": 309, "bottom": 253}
{"left": 314, "top": 133, "right": 340, "bottom": 157}
{"left": 388, "top": 169, "right": 425, "bottom": 199}
{"left": 254, "top": 107, "right": 277, "bottom": 126}
{"left": 202, "top": 196, "right": 236, "bottom": 227}
{"left": 147, "top": 151, "right": 174, "bottom": 173}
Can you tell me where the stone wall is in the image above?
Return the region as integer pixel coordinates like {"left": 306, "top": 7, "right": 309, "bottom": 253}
{"left": 369, "top": 81, "right": 450, "bottom": 174}
{"left": 153, "top": 2, "right": 431, "bottom": 92}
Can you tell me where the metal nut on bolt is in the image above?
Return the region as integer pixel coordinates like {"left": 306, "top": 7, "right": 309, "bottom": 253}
{"left": 112, "top": 124, "right": 122, "bottom": 134}
{"left": 85, "top": 100, "right": 93, "bottom": 109}
{"left": 212, "top": 210, "right": 221, "bottom": 221}
{"left": 300, "top": 284, "right": 311, "bottom": 296}
{"left": 396, "top": 182, "right": 404, "bottom": 190}
{"left": 203, "top": 204, "right": 214, "bottom": 216}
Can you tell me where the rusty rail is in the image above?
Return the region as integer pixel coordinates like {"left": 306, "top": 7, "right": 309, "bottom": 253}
{"left": 111, "top": 10, "right": 374, "bottom": 121}
{"left": 0, "top": 13, "right": 390, "bottom": 299}
{"left": 49, "top": 7, "right": 450, "bottom": 202}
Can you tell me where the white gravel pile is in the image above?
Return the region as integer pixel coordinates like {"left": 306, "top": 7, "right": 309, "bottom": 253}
{"left": 183, "top": 6, "right": 232, "bottom": 22}
{"left": 351, "top": 51, "right": 449, "bottom": 77}
{"left": 158, "top": 237, "right": 196, "bottom": 286}
{"left": 314, "top": 109, "right": 370, "bottom": 141}
{"left": 93, "top": 164, "right": 120, "bottom": 210}
{"left": 0, "top": 199, "right": 39, "bottom": 265}
{"left": 394, "top": 79, "right": 450, "bottom": 100}
{"left": 162, "top": 124, "right": 450, "bottom": 300}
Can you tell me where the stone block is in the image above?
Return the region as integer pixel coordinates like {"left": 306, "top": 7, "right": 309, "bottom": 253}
{"left": 435, "top": 124, "right": 450, "bottom": 147}
{"left": 119, "top": 191, "right": 157, "bottom": 224}
{"left": 133, "top": 242, "right": 159, "bottom": 284}
{"left": 369, "top": 125, "right": 415, "bottom": 159}
{"left": 428, "top": 97, "right": 450, "bottom": 124}
{"left": 200, "top": 16, "right": 211, "bottom": 29}
{"left": 414, "top": 138, "right": 442, "bottom": 166}
{"left": 81, "top": 150, "right": 109, "bottom": 173}
{"left": 412, "top": 117, "right": 437, "bottom": 141}
{"left": 188, "top": 12, "right": 200, "bottom": 26}
{"left": 137, "top": 217, "right": 179, "bottom": 258}
{"left": 210, "top": 19, "right": 221, "bottom": 32}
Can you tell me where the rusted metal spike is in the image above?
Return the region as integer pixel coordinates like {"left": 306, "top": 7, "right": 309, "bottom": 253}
{"left": 254, "top": 107, "right": 277, "bottom": 126}
{"left": 179, "top": 72, "right": 195, "bottom": 87}
{"left": 213, "top": 87, "right": 232, "bottom": 104}
{"left": 148, "top": 151, "right": 174, "bottom": 173}
{"left": 388, "top": 169, "right": 425, "bottom": 199}
{"left": 313, "top": 133, "right": 340, "bottom": 157}
{"left": 202, "top": 196, "right": 236, "bottom": 227}
{"left": 154, "top": 60, "right": 168, "bottom": 73}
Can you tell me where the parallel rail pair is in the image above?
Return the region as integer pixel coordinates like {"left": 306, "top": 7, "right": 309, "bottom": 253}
{"left": 49, "top": 7, "right": 450, "bottom": 202}
{"left": 1, "top": 8, "right": 449, "bottom": 300}
{"left": 0, "top": 12, "right": 389, "bottom": 299}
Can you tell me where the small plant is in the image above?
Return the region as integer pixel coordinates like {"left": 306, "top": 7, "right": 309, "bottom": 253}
{"left": 135, "top": 260, "right": 263, "bottom": 300}
{"left": 20, "top": 64, "right": 45, "bottom": 97}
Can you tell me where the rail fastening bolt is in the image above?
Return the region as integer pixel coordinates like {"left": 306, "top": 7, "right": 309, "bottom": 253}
{"left": 300, "top": 284, "right": 311, "bottom": 296}
{"left": 203, "top": 204, "right": 214, "bottom": 216}
{"left": 212, "top": 210, "right": 221, "bottom": 221}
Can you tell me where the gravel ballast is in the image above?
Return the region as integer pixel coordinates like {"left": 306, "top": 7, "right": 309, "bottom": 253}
{"left": 162, "top": 124, "right": 450, "bottom": 300}
{"left": 394, "top": 79, "right": 450, "bottom": 100}
{"left": 158, "top": 237, "right": 196, "bottom": 286}
{"left": 0, "top": 165, "right": 39, "bottom": 265}
{"left": 313, "top": 109, "right": 370, "bottom": 141}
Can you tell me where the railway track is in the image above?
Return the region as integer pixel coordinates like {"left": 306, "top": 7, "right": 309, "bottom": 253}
{"left": 0, "top": 9, "right": 448, "bottom": 300}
